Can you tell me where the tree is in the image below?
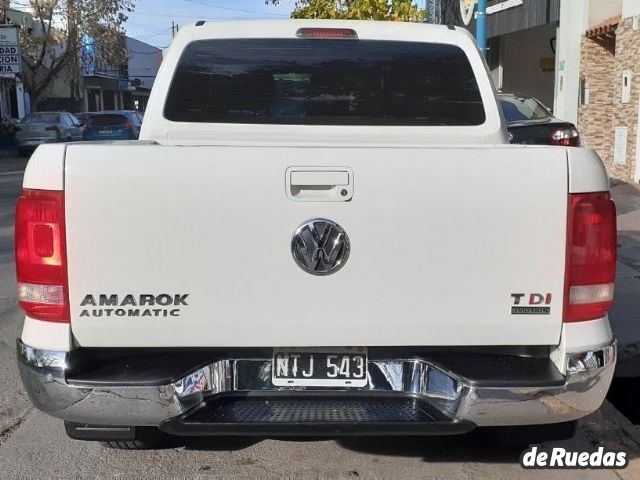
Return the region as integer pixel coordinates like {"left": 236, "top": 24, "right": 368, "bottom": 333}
{"left": 19, "top": 0, "right": 135, "bottom": 107}
{"left": 267, "top": 0, "right": 426, "bottom": 21}
{"left": 0, "top": 1, "right": 10, "bottom": 24}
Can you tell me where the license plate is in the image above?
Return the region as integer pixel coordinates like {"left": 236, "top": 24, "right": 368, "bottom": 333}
{"left": 272, "top": 347, "right": 368, "bottom": 387}
{"left": 98, "top": 129, "right": 115, "bottom": 135}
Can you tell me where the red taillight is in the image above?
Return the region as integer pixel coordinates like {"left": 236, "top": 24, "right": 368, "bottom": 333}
{"left": 123, "top": 120, "right": 133, "bottom": 130}
{"left": 45, "top": 125, "right": 60, "bottom": 133}
{"left": 15, "top": 189, "right": 69, "bottom": 322}
{"left": 551, "top": 127, "right": 581, "bottom": 147}
{"left": 564, "top": 192, "right": 617, "bottom": 322}
{"left": 83, "top": 119, "right": 92, "bottom": 130}
{"left": 296, "top": 28, "right": 358, "bottom": 39}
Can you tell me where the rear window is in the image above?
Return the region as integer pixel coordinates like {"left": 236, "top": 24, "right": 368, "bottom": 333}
{"left": 165, "top": 39, "right": 486, "bottom": 126}
{"left": 21, "top": 113, "right": 59, "bottom": 124}
{"left": 500, "top": 96, "right": 551, "bottom": 123}
{"left": 90, "top": 114, "right": 127, "bottom": 126}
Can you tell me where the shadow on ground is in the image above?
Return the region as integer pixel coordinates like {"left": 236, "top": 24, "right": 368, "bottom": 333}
{"left": 157, "top": 424, "right": 591, "bottom": 464}
{"left": 156, "top": 431, "right": 530, "bottom": 463}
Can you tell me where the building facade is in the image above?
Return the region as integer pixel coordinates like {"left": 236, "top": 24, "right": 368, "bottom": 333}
{"left": 0, "top": 5, "right": 31, "bottom": 119}
{"left": 442, "top": 0, "right": 560, "bottom": 108}
{"left": 126, "top": 37, "right": 162, "bottom": 111}
{"left": 574, "top": 1, "right": 640, "bottom": 183}
{"left": 40, "top": 34, "right": 161, "bottom": 114}
{"left": 447, "top": 0, "right": 640, "bottom": 183}
{"left": 483, "top": 0, "right": 560, "bottom": 109}
{"left": 81, "top": 34, "right": 130, "bottom": 113}
{"left": 16, "top": 0, "right": 161, "bottom": 114}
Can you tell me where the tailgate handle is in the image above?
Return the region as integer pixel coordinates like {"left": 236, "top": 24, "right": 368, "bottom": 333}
{"left": 287, "top": 168, "right": 353, "bottom": 202}
{"left": 290, "top": 171, "right": 349, "bottom": 186}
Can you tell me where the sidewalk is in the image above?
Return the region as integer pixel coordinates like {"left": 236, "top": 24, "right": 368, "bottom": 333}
{"left": 610, "top": 180, "right": 640, "bottom": 377}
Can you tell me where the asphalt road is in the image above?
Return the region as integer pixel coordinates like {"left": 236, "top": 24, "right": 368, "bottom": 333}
{"left": 0, "top": 154, "right": 31, "bottom": 439}
{"left": 0, "top": 153, "right": 639, "bottom": 479}
{"left": 611, "top": 181, "right": 640, "bottom": 377}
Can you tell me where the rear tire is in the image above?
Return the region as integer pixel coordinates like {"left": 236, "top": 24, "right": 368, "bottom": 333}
{"left": 104, "top": 427, "right": 165, "bottom": 450}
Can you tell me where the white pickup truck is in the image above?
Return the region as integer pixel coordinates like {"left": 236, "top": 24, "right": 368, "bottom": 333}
{"left": 16, "top": 20, "right": 617, "bottom": 448}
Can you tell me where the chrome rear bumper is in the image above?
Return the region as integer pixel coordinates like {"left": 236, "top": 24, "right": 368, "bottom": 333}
{"left": 17, "top": 339, "right": 616, "bottom": 431}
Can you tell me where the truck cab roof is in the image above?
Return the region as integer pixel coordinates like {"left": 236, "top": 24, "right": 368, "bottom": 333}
{"left": 141, "top": 20, "right": 507, "bottom": 146}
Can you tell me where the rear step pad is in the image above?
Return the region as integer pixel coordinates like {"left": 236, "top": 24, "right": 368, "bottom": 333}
{"left": 160, "top": 393, "right": 475, "bottom": 436}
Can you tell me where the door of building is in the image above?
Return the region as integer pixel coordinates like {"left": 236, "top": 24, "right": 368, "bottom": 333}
{"left": 87, "top": 88, "right": 102, "bottom": 112}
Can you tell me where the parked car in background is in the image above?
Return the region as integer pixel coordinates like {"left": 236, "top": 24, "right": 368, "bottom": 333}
{"left": 82, "top": 110, "right": 143, "bottom": 141}
{"left": 499, "top": 93, "right": 581, "bottom": 146}
{"left": 15, "top": 112, "right": 83, "bottom": 156}
{"left": 74, "top": 112, "right": 94, "bottom": 126}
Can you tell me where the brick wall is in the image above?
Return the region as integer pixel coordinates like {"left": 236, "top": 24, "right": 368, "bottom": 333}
{"left": 578, "top": 18, "right": 640, "bottom": 183}
{"left": 577, "top": 35, "right": 615, "bottom": 168}
{"left": 611, "top": 18, "right": 640, "bottom": 182}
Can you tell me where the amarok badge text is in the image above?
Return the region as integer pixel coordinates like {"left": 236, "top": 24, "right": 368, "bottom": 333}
{"left": 79, "top": 294, "right": 189, "bottom": 318}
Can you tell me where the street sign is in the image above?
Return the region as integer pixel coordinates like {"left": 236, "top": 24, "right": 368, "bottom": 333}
{"left": 118, "top": 80, "right": 134, "bottom": 91}
{"left": 486, "top": 0, "right": 524, "bottom": 15}
{"left": 0, "top": 26, "right": 20, "bottom": 75}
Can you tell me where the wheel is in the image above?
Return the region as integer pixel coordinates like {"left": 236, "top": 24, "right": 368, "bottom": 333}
{"left": 104, "top": 427, "right": 165, "bottom": 450}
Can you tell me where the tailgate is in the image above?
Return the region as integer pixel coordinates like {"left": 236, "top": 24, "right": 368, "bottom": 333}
{"left": 65, "top": 144, "right": 568, "bottom": 347}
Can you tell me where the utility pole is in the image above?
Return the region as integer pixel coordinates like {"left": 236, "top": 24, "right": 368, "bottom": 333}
{"left": 476, "top": 0, "right": 488, "bottom": 56}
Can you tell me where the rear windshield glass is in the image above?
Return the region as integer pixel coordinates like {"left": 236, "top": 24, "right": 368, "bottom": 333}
{"left": 500, "top": 96, "right": 551, "bottom": 122}
{"left": 90, "top": 114, "right": 127, "bottom": 126}
{"left": 165, "top": 39, "right": 486, "bottom": 126}
{"left": 21, "top": 113, "right": 59, "bottom": 124}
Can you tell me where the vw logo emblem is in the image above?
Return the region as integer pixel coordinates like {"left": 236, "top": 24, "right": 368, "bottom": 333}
{"left": 291, "top": 219, "right": 350, "bottom": 276}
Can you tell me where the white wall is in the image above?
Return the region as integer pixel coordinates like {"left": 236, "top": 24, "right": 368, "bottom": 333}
{"left": 554, "top": 0, "right": 629, "bottom": 123}
{"left": 126, "top": 37, "right": 163, "bottom": 90}
{"left": 623, "top": 0, "right": 640, "bottom": 18}
{"left": 554, "top": 0, "right": 590, "bottom": 123}
{"left": 590, "top": 0, "right": 623, "bottom": 26}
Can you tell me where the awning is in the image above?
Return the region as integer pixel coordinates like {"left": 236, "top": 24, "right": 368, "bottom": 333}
{"left": 585, "top": 16, "right": 620, "bottom": 40}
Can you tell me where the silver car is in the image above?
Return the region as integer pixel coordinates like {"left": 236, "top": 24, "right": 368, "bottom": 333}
{"left": 15, "top": 112, "right": 83, "bottom": 156}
